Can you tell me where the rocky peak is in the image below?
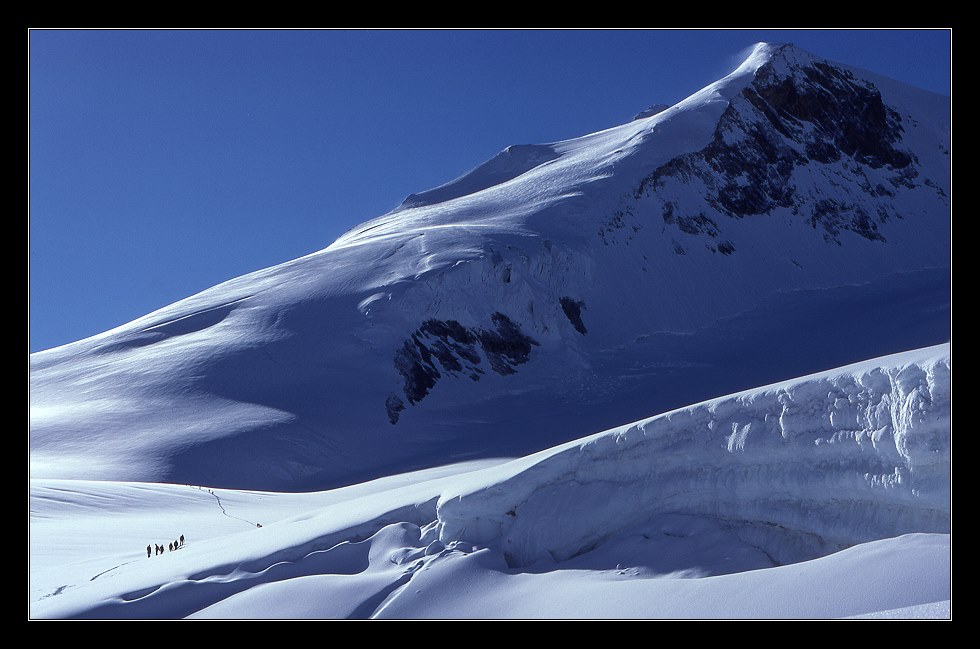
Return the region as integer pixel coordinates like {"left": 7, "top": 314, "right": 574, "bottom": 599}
{"left": 627, "top": 44, "right": 944, "bottom": 247}
{"left": 747, "top": 46, "right": 912, "bottom": 169}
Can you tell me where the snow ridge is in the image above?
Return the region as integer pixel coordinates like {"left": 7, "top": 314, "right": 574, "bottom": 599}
{"left": 435, "top": 345, "right": 950, "bottom": 567}
{"left": 397, "top": 144, "right": 562, "bottom": 210}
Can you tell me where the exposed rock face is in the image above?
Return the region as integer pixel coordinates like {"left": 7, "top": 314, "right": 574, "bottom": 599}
{"left": 559, "top": 297, "right": 588, "bottom": 335}
{"left": 630, "top": 47, "right": 942, "bottom": 246}
{"left": 390, "top": 313, "right": 539, "bottom": 423}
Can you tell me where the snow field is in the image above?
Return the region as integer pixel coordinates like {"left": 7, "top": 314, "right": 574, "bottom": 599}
{"left": 29, "top": 42, "right": 951, "bottom": 618}
{"left": 30, "top": 345, "right": 950, "bottom": 618}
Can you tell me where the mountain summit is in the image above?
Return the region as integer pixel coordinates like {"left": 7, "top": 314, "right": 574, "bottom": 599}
{"left": 30, "top": 43, "right": 950, "bottom": 491}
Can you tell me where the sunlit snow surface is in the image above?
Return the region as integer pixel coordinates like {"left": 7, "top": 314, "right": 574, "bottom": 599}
{"left": 30, "top": 345, "right": 950, "bottom": 619}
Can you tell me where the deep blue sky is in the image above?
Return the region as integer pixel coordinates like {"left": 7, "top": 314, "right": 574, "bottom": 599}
{"left": 29, "top": 29, "right": 951, "bottom": 352}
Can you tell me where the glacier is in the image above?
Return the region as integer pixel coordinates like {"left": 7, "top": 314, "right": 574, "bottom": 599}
{"left": 434, "top": 344, "right": 950, "bottom": 568}
{"left": 29, "top": 344, "right": 950, "bottom": 619}
{"left": 29, "top": 41, "right": 951, "bottom": 619}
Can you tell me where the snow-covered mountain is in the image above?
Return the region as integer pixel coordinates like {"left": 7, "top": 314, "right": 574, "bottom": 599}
{"left": 29, "top": 42, "right": 952, "bottom": 619}
{"left": 29, "top": 345, "right": 950, "bottom": 619}
{"left": 30, "top": 42, "right": 950, "bottom": 495}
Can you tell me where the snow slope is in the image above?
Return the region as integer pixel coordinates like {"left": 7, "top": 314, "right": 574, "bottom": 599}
{"left": 29, "top": 43, "right": 950, "bottom": 492}
{"left": 29, "top": 344, "right": 950, "bottom": 619}
{"left": 28, "top": 42, "right": 952, "bottom": 618}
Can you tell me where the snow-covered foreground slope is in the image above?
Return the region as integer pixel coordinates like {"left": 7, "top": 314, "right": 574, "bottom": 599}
{"left": 29, "top": 43, "right": 950, "bottom": 492}
{"left": 30, "top": 345, "right": 950, "bottom": 619}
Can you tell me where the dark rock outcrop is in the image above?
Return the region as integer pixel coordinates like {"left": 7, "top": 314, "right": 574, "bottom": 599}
{"left": 559, "top": 297, "right": 588, "bottom": 335}
{"left": 391, "top": 312, "right": 539, "bottom": 422}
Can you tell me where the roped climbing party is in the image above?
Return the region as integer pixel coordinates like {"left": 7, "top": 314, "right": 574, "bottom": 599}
{"left": 147, "top": 534, "right": 185, "bottom": 557}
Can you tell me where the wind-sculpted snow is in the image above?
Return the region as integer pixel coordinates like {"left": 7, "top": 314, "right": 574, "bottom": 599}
{"left": 435, "top": 345, "right": 950, "bottom": 568}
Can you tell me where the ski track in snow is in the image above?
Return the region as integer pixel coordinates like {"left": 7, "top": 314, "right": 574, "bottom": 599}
{"left": 41, "top": 585, "right": 70, "bottom": 600}
{"left": 90, "top": 561, "right": 136, "bottom": 582}
{"left": 195, "top": 486, "right": 261, "bottom": 529}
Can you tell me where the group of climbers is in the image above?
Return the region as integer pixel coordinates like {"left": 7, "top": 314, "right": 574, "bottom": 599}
{"left": 147, "top": 534, "right": 184, "bottom": 557}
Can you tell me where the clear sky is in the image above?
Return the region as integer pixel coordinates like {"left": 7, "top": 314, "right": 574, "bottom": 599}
{"left": 28, "top": 28, "right": 952, "bottom": 352}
